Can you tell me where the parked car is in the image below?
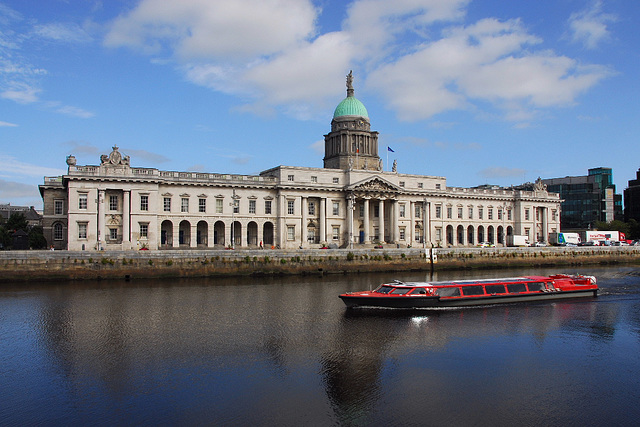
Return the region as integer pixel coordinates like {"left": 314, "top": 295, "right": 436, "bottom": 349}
{"left": 531, "top": 241, "right": 547, "bottom": 247}
{"left": 477, "top": 242, "right": 494, "bottom": 248}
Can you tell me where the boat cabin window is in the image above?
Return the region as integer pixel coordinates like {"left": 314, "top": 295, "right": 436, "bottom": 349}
{"left": 412, "top": 288, "right": 428, "bottom": 295}
{"left": 527, "top": 282, "right": 545, "bottom": 292}
{"left": 376, "top": 286, "right": 394, "bottom": 294}
{"left": 437, "top": 287, "right": 461, "bottom": 297}
{"left": 507, "top": 283, "right": 527, "bottom": 293}
{"left": 390, "top": 287, "right": 412, "bottom": 295}
{"left": 485, "top": 284, "right": 506, "bottom": 294}
{"left": 461, "top": 286, "right": 485, "bottom": 296}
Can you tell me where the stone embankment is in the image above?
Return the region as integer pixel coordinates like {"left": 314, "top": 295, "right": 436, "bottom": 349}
{"left": 1, "top": 246, "right": 640, "bottom": 282}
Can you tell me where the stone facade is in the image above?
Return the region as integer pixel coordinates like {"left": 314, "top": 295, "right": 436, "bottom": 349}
{"left": 40, "top": 74, "right": 562, "bottom": 251}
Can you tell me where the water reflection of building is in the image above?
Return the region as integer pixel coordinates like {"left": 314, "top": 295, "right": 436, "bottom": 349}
{"left": 40, "top": 72, "right": 561, "bottom": 251}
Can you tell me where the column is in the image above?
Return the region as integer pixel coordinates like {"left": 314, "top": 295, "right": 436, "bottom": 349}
{"left": 409, "top": 201, "right": 415, "bottom": 244}
{"left": 172, "top": 222, "right": 179, "bottom": 248}
{"left": 301, "top": 196, "right": 307, "bottom": 247}
{"left": 208, "top": 221, "right": 215, "bottom": 248}
{"left": 122, "top": 190, "right": 130, "bottom": 249}
{"left": 392, "top": 200, "right": 399, "bottom": 243}
{"left": 278, "top": 194, "right": 286, "bottom": 248}
{"left": 320, "top": 197, "right": 326, "bottom": 244}
{"left": 97, "top": 189, "right": 105, "bottom": 250}
{"left": 190, "top": 223, "right": 197, "bottom": 248}
{"left": 363, "top": 198, "right": 370, "bottom": 243}
{"left": 347, "top": 194, "right": 354, "bottom": 248}
{"left": 378, "top": 199, "right": 385, "bottom": 243}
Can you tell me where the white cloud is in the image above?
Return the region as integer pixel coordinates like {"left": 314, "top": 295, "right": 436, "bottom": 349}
{"left": 368, "top": 18, "right": 612, "bottom": 122}
{"left": 0, "top": 154, "right": 65, "bottom": 178}
{"left": 0, "top": 120, "right": 18, "bottom": 127}
{"left": 103, "top": 0, "right": 613, "bottom": 125}
{"left": 568, "top": 1, "right": 616, "bottom": 49}
{"left": 479, "top": 166, "right": 526, "bottom": 179}
{"left": 1, "top": 85, "right": 40, "bottom": 104}
{"left": 33, "top": 22, "right": 92, "bottom": 43}
{"left": 0, "top": 178, "right": 41, "bottom": 206}
{"left": 105, "top": 0, "right": 317, "bottom": 60}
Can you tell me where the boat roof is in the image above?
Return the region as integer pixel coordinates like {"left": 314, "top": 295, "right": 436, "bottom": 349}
{"left": 386, "top": 276, "right": 551, "bottom": 287}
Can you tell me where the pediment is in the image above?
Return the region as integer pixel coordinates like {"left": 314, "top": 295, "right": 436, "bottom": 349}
{"left": 349, "top": 177, "right": 402, "bottom": 194}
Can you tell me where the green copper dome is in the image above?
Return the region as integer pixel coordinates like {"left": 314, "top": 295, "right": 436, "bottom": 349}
{"left": 333, "top": 96, "right": 369, "bottom": 118}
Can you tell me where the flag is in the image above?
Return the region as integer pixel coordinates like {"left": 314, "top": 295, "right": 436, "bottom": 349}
{"left": 387, "top": 146, "right": 395, "bottom": 152}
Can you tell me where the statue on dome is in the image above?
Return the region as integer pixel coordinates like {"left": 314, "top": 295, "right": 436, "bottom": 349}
{"left": 346, "top": 70, "right": 353, "bottom": 91}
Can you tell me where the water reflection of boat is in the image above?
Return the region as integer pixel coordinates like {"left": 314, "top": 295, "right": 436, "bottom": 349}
{"left": 339, "top": 274, "right": 598, "bottom": 309}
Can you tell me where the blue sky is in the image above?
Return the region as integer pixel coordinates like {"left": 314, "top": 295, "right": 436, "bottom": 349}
{"left": 1, "top": 0, "right": 639, "bottom": 210}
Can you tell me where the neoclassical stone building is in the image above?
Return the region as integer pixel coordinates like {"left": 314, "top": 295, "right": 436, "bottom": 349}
{"left": 40, "top": 73, "right": 561, "bottom": 251}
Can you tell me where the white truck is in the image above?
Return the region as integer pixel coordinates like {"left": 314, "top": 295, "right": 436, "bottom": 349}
{"left": 549, "top": 232, "right": 581, "bottom": 246}
{"left": 583, "top": 230, "right": 625, "bottom": 245}
{"left": 507, "top": 235, "right": 529, "bottom": 247}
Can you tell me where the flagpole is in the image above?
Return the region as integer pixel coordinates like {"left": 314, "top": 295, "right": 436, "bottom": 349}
{"left": 386, "top": 147, "right": 388, "bottom": 172}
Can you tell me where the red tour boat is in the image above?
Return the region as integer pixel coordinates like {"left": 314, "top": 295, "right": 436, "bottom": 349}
{"left": 339, "top": 274, "right": 598, "bottom": 309}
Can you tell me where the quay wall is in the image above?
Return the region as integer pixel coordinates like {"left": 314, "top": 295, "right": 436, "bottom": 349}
{"left": 1, "top": 247, "right": 640, "bottom": 282}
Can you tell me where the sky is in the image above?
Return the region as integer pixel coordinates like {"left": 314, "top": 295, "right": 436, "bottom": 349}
{"left": 1, "top": 0, "right": 639, "bottom": 210}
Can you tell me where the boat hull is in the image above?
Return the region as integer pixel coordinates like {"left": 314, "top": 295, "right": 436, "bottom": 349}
{"left": 340, "top": 289, "right": 598, "bottom": 309}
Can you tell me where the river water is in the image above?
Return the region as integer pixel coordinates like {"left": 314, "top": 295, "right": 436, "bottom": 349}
{"left": 1, "top": 266, "right": 639, "bottom": 426}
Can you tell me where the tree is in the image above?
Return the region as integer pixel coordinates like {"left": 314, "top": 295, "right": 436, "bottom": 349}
{"left": 5, "top": 213, "right": 29, "bottom": 233}
{"left": 29, "top": 226, "right": 47, "bottom": 249}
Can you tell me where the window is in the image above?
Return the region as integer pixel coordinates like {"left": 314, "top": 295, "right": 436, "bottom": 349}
{"left": 400, "top": 227, "right": 406, "bottom": 240}
{"left": 507, "top": 283, "right": 527, "bottom": 293}
{"left": 435, "top": 205, "right": 442, "bottom": 219}
{"left": 140, "top": 195, "right": 149, "bottom": 211}
{"left": 249, "top": 200, "right": 256, "bottom": 214}
{"left": 374, "top": 205, "right": 379, "bottom": 218}
{"left": 468, "top": 207, "right": 473, "bottom": 219}
{"left": 446, "top": 206, "right": 452, "bottom": 219}
{"left": 498, "top": 208, "right": 503, "bottom": 220}
{"left": 55, "top": 199, "right": 64, "bottom": 215}
{"left": 359, "top": 205, "right": 364, "bottom": 217}
{"left": 435, "top": 184, "right": 441, "bottom": 189}
{"left": 308, "top": 201, "right": 315, "bottom": 216}
{"left": 181, "top": 198, "right": 189, "bottom": 213}
{"left": 265, "top": 200, "right": 272, "bottom": 215}
{"left": 462, "top": 286, "right": 484, "bottom": 296}
{"left": 333, "top": 201, "right": 340, "bottom": 216}
{"left": 333, "top": 177, "right": 339, "bottom": 184}
{"left": 525, "top": 209, "right": 530, "bottom": 221}
{"left": 415, "top": 205, "right": 422, "bottom": 219}
{"left": 233, "top": 199, "right": 239, "bottom": 214}
{"left": 527, "top": 282, "right": 545, "bottom": 292}
{"left": 139, "top": 223, "right": 148, "bottom": 238}
{"left": 399, "top": 181, "right": 405, "bottom": 187}
{"left": 78, "top": 194, "right": 87, "bottom": 210}
{"left": 109, "top": 195, "right": 118, "bottom": 211}
{"left": 54, "top": 223, "right": 64, "bottom": 240}
{"left": 485, "top": 285, "right": 506, "bottom": 294}
{"left": 488, "top": 208, "right": 493, "bottom": 220}
{"left": 109, "top": 228, "right": 118, "bottom": 240}
{"left": 288, "top": 200, "right": 295, "bottom": 215}
{"left": 536, "top": 209, "right": 540, "bottom": 221}
{"left": 78, "top": 223, "right": 87, "bottom": 239}
{"left": 418, "top": 183, "right": 423, "bottom": 189}
{"left": 164, "top": 197, "right": 171, "bottom": 212}
{"left": 478, "top": 208, "right": 484, "bottom": 219}
{"left": 216, "top": 199, "right": 223, "bottom": 214}
{"left": 373, "top": 227, "right": 380, "bottom": 241}
{"left": 435, "top": 227, "right": 442, "bottom": 241}
{"left": 287, "top": 225, "right": 295, "bottom": 240}
{"left": 552, "top": 210, "right": 557, "bottom": 221}
{"left": 458, "top": 207, "right": 463, "bottom": 219}
{"left": 199, "top": 198, "right": 206, "bottom": 213}
{"left": 311, "top": 176, "right": 317, "bottom": 183}
{"left": 332, "top": 226, "right": 340, "bottom": 240}
{"left": 507, "top": 209, "right": 512, "bottom": 221}
{"left": 288, "top": 174, "right": 294, "bottom": 181}
{"left": 399, "top": 204, "right": 406, "bottom": 218}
